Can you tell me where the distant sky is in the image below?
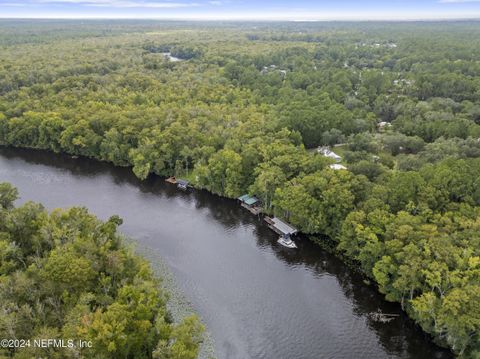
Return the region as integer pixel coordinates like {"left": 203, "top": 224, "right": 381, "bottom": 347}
{"left": 1, "top": 0, "right": 480, "bottom": 20}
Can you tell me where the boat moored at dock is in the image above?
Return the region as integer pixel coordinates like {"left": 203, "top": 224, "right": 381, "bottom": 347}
{"left": 264, "top": 216, "right": 298, "bottom": 248}
{"left": 277, "top": 235, "right": 297, "bottom": 249}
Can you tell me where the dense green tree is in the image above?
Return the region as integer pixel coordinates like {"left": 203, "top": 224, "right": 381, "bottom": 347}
{"left": 0, "top": 183, "right": 204, "bottom": 359}
{"left": 1, "top": 20, "right": 480, "bottom": 355}
{"left": 0, "top": 182, "right": 18, "bottom": 209}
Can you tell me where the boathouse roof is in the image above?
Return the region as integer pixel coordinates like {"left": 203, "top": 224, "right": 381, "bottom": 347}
{"left": 269, "top": 217, "right": 298, "bottom": 236}
{"left": 238, "top": 194, "right": 259, "bottom": 206}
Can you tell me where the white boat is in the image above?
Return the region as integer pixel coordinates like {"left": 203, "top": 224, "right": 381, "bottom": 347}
{"left": 278, "top": 236, "right": 297, "bottom": 249}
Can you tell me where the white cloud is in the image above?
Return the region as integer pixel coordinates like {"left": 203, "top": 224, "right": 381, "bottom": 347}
{"left": 88, "top": 1, "right": 199, "bottom": 8}
{"left": 2, "top": 0, "right": 480, "bottom": 19}
{"left": 4, "top": 0, "right": 200, "bottom": 8}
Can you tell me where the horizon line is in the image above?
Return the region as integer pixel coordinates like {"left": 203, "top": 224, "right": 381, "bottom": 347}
{"left": 2, "top": 16, "right": 480, "bottom": 22}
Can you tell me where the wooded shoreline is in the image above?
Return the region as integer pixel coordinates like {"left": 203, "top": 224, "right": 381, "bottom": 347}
{"left": 1, "top": 20, "right": 479, "bottom": 356}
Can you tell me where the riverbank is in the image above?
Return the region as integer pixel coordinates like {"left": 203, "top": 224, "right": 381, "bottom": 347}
{"left": 0, "top": 183, "right": 205, "bottom": 358}
{"left": 128, "top": 240, "right": 217, "bottom": 359}
{"left": 0, "top": 146, "right": 453, "bottom": 358}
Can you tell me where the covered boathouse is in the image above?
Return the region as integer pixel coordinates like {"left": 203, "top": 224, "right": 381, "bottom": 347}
{"left": 264, "top": 217, "right": 298, "bottom": 237}
{"left": 238, "top": 194, "right": 262, "bottom": 215}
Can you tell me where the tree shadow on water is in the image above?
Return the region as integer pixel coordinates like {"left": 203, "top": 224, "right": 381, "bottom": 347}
{"left": 0, "top": 146, "right": 452, "bottom": 359}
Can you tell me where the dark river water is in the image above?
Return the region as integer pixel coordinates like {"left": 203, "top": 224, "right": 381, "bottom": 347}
{"left": 0, "top": 147, "right": 452, "bottom": 359}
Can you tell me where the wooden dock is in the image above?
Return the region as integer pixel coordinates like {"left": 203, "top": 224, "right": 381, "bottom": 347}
{"left": 238, "top": 194, "right": 263, "bottom": 215}
{"left": 241, "top": 202, "right": 262, "bottom": 215}
{"left": 165, "top": 177, "right": 191, "bottom": 190}
{"left": 264, "top": 216, "right": 298, "bottom": 236}
{"left": 165, "top": 177, "right": 177, "bottom": 184}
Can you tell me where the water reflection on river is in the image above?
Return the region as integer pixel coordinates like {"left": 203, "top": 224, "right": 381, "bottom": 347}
{"left": 0, "top": 147, "right": 452, "bottom": 359}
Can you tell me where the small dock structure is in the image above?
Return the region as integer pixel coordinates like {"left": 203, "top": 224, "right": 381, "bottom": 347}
{"left": 165, "top": 176, "right": 177, "bottom": 184}
{"left": 264, "top": 216, "right": 298, "bottom": 237}
{"left": 177, "top": 179, "right": 189, "bottom": 190}
{"left": 165, "top": 177, "right": 190, "bottom": 190}
{"left": 238, "top": 194, "right": 262, "bottom": 215}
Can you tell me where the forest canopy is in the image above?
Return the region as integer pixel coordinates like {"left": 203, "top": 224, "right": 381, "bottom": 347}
{"left": 0, "top": 182, "right": 204, "bottom": 359}
{"left": 0, "top": 20, "right": 479, "bottom": 356}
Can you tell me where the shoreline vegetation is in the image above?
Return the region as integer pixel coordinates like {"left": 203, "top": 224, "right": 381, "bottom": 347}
{"left": 0, "top": 182, "right": 206, "bottom": 359}
{"left": 1, "top": 20, "right": 479, "bottom": 356}
{"left": 130, "top": 242, "right": 216, "bottom": 359}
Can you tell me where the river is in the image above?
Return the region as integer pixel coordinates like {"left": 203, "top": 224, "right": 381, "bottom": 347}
{"left": 0, "top": 147, "right": 451, "bottom": 359}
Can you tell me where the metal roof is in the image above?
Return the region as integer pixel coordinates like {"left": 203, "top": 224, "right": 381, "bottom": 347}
{"left": 318, "top": 147, "right": 342, "bottom": 160}
{"left": 271, "top": 217, "right": 297, "bottom": 235}
{"left": 244, "top": 196, "right": 259, "bottom": 206}
{"left": 238, "top": 194, "right": 250, "bottom": 201}
{"left": 238, "top": 194, "right": 259, "bottom": 206}
{"left": 329, "top": 164, "right": 347, "bottom": 170}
